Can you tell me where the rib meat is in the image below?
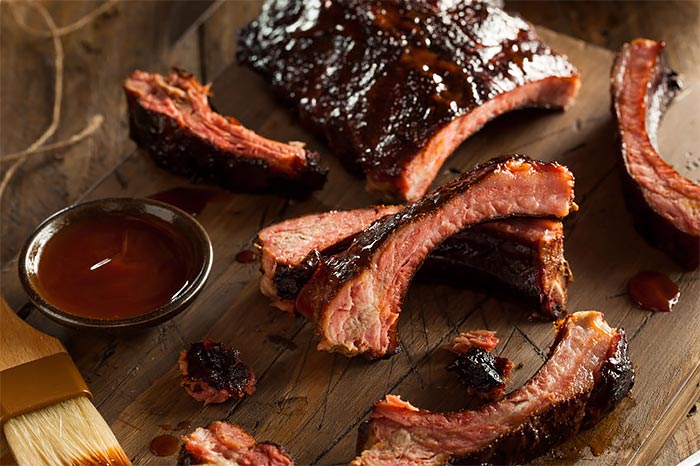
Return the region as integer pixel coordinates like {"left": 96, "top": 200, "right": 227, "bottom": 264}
{"left": 611, "top": 39, "right": 700, "bottom": 269}
{"left": 353, "top": 311, "right": 634, "bottom": 465}
{"left": 421, "top": 218, "right": 571, "bottom": 318}
{"left": 441, "top": 330, "right": 499, "bottom": 354}
{"left": 257, "top": 212, "right": 570, "bottom": 318}
{"left": 238, "top": 0, "right": 580, "bottom": 201}
{"left": 124, "top": 69, "right": 327, "bottom": 197}
{"left": 178, "top": 421, "right": 295, "bottom": 466}
{"left": 296, "top": 155, "right": 576, "bottom": 358}
{"left": 178, "top": 340, "right": 256, "bottom": 404}
{"left": 258, "top": 206, "right": 401, "bottom": 313}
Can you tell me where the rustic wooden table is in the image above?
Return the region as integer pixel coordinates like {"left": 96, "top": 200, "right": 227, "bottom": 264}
{"left": 1, "top": 1, "right": 698, "bottom": 464}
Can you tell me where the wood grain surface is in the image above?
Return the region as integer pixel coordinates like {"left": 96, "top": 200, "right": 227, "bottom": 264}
{"left": 1, "top": 1, "right": 698, "bottom": 465}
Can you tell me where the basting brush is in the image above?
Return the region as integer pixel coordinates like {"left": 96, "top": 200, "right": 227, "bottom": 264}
{"left": 0, "top": 298, "right": 131, "bottom": 466}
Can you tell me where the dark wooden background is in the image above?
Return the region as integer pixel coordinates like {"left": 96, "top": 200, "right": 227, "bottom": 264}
{"left": 1, "top": 1, "right": 698, "bottom": 464}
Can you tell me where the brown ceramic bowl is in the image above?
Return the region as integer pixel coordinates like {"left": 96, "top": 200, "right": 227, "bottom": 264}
{"left": 18, "top": 198, "right": 213, "bottom": 329}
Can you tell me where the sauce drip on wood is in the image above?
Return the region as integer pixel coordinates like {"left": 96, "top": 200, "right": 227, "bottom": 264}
{"left": 627, "top": 271, "right": 680, "bottom": 312}
{"left": 235, "top": 249, "right": 257, "bottom": 263}
{"left": 150, "top": 434, "right": 180, "bottom": 457}
{"left": 176, "top": 420, "right": 192, "bottom": 430}
{"left": 149, "top": 187, "right": 218, "bottom": 217}
{"left": 35, "top": 212, "right": 197, "bottom": 319}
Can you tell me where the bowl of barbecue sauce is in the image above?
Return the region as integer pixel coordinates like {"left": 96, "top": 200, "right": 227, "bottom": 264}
{"left": 19, "top": 198, "right": 213, "bottom": 329}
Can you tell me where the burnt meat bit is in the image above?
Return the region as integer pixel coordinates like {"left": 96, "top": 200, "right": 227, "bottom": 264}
{"left": 296, "top": 155, "right": 577, "bottom": 359}
{"left": 447, "top": 348, "right": 508, "bottom": 394}
{"left": 178, "top": 340, "right": 256, "bottom": 404}
{"left": 444, "top": 333, "right": 514, "bottom": 401}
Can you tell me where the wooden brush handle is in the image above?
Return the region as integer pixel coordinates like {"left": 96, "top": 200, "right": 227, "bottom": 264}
{"left": 0, "top": 297, "right": 65, "bottom": 372}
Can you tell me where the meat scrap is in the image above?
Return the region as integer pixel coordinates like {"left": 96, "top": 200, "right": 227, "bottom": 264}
{"left": 257, "top": 206, "right": 401, "bottom": 313}
{"left": 296, "top": 155, "right": 577, "bottom": 359}
{"left": 353, "top": 311, "right": 634, "bottom": 465}
{"left": 611, "top": 39, "right": 700, "bottom": 269}
{"left": 258, "top": 211, "right": 571, "bottom": 319}
{"left": 178, "top": 340, "right": 256, "bottom": 404}
{"left": 238, "top": 0, "right": 580, "bottom": 201}
{"left": 178, "top": 421, "right": 295, "bottom": 466}
{"left": 124, "top": 69, "right": 327, "bottom": 198}
{"left": 447, "top": 348, "right": 514, "bottom": 401}
{"left": 443, "top": 331, "right": 513, "bottom": 400}
{"left": 441, "top": 330, "right": 499, "bottom": 354}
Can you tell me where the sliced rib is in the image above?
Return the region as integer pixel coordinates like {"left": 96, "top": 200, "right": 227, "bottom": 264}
{"left": 238, "top": 0, "right": 580, "bottom": 201}
{"left": 421, "top": 218, "right": 571, "bottom": 318}
{"left": 611, "top": 39, "right": 700, "bottom": 269}
{"left": 178, "top": 421, "right": 295, "bottom": 466}
{"left": 296, "top": 155, "right": 576, "bottom": 358}
{"left": 124, "top": 69, "right": 327, "bottom": 198}
{"left": 257, "top": 206, "right": 401, "bottom": 313}
{"left": 258, "top": 211, "right": 570, "bottom": 318}
{"left": 353, "top": 311, "right": 634, "bottom": 465}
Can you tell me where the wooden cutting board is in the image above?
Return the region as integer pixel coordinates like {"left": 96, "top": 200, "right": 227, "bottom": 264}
{"left": 1, "top": 21, "right": 698, "bottom": 465}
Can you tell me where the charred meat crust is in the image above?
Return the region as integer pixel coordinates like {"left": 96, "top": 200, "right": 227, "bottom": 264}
{"left": 452, "top": 394, "right": 591, "bottom": 465}
{"left": 124, "top": 70, "right": 327, "bottom": 198}
{"left": 273, "top": 237, "right": 357, "bottom": 301}
{"left": 611, "top": 39, "right": 700, "bottom": 269}
{"left": 622, "top": 175, "right": 699, "bottom": 269}
{"left": 272, "top": 251, "right": 323, "bottom": 302}
{"left": 296, "top": 155, "right": 576, "bottom": 358}
{"left": 259, "top": 212, "right": 570, "bottom": 319}
{"left": 238, "top": 0, "right": 580, "bottom": 201}
{"left": 421, "top": 219, "right": 571, "bottom": 319}
{"left": 177, "top": 448, "right": 194, "bottom": 466}
{"left": 446, "top": 347, "right": 513, "bottom": 400}
{"left": 583, "top": 330, "right": 634, "bottom": 427}
{"left": 447, "top": 348, "right": 505, "bottom": 392}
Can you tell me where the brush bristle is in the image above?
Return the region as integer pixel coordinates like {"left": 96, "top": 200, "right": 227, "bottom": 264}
{"left": 3, "top": 397, "right": 131, "bottom": 466}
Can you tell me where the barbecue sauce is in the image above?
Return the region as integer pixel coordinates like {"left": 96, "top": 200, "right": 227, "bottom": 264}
{"left": 149, "top": 434, "right": 180, "bottom": 457}
{"left": 238, "top": 1, "right": 578, "bottom": 180}
{"left": 627, "top": 271, "right": 680, "bottom": 312}
{"left": 176, "top": 419, "right": 192, "bottom": 430}
{"left": 235, "top": 249, "right": 257, "bottom": 263}
{"left": 149, "top": 187, "right": 218, "bottom": 217}
{"left": 34, "top": 212, "right": 197, "bottom": 319}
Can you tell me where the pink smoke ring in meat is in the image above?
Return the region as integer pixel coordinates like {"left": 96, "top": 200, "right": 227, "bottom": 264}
{"left": 296, "top": 155, "right": 577, "bottom": 359}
